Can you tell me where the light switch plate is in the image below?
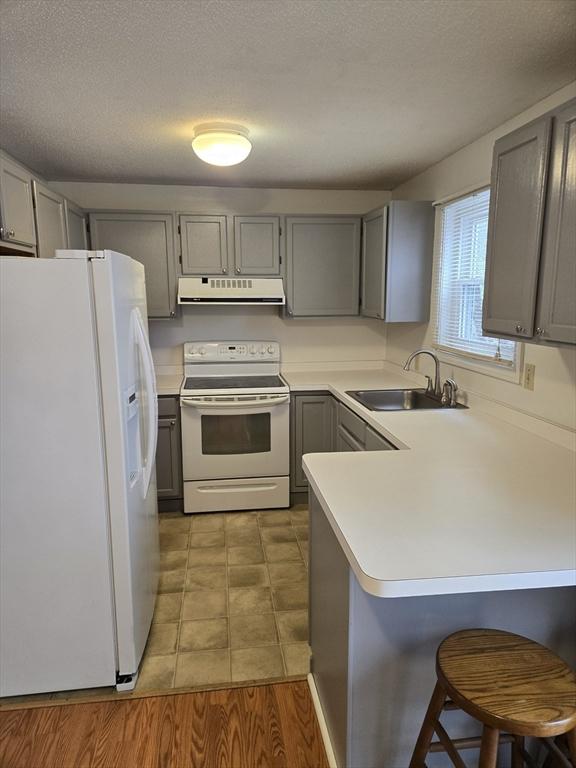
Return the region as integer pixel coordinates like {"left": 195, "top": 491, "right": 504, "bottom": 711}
{"left": 524, "top": 363, "right": 536, "bottom": 391}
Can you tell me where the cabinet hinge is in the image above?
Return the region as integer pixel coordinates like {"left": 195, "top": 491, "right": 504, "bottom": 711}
{"left": 179, "top": 253, "right": 182, "bottom": 264}
{"left": 279, "top": 255, "right": 282, "bottom": 265}
{"left": 279, "top": 226, "right": 282, "bottom": 236}
{"left": 177, "top": 225, "right": 181, "bottom": 235}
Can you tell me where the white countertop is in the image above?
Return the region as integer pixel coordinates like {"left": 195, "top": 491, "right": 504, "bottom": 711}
{"left": 156, "top": 374, "right": 183, "bottom": 396}
{"left": 283, "top": 367, "right": 576, "bottom": 599}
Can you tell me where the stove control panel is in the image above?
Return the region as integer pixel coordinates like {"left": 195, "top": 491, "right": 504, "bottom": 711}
{"left": 184, "top": 341, "right": 280, "bottom": 363}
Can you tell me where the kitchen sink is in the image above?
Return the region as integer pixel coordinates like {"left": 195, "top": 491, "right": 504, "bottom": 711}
{"left": 346, "top": 389, "right": 466, "bottom": 411}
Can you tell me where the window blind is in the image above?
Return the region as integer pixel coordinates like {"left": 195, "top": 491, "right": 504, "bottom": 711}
{"left": 435, "top": 189, "right": 516, "bottom": 366}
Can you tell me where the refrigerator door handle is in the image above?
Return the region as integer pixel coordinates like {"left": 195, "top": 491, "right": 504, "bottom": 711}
{"left": 132, "top": 308, "right": 158, "bottom": 497}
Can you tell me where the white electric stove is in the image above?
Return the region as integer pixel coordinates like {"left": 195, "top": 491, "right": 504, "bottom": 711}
{"left": 180, "top": 341, "right": 290, "bottom": 513}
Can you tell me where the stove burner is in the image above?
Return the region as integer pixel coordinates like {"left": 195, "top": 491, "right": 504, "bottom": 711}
{"left": 183, "top": 375, "right": 286, "bottom": 390}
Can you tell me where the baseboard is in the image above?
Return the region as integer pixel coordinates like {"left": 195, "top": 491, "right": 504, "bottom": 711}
{"left": 158, "top": 498, "right": 184, "bottom": 513}
{"left": 307, "top": 673, "right": 338, "bottom": 768}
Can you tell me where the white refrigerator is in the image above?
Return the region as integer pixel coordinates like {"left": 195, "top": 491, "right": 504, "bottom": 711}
{"left": 0, "top": 250, "right": 159, "bottom": 697}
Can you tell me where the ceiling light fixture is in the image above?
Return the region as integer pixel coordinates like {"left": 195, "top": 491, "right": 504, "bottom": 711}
{"left": 191, "top": 123, "right": 252, "bottom": 166}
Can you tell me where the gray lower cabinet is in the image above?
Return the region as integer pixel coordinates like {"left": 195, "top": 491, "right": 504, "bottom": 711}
{"left": 89, "top": 212, "right": 177, "bottom": 318}
{"left": 291, "top": 393, "right": 335, "bottom": 492}
{"left": 65, "top": 201, "right": 89, "bottom": 249}
{"left": 156, "top": 396, "right": 183, "bottom": 507}
{"left": 483, "top": 97, "right": 576, "bottom": 346}
{"left": 33, "top": 181, "right": 68, "bottom": 258}
{"left": 286, "top": 216, "right": 361, "bottom": 316}
{"left": 365, "top": 426, "right": 395, "bottom": 451}
{"left": 0, "top": 155, "right": 36, "bottom": 248}
{"left": 361, "top": 202, "right": 434, "bottom": 322}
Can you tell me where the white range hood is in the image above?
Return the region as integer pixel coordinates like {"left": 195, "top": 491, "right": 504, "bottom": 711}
{"left": 178, "top": 276, "right": 285, "bottom": 306}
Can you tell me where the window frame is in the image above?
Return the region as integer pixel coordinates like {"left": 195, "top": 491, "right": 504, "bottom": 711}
{"left": 431, "top": 187, "right": 523, "bottom": 384}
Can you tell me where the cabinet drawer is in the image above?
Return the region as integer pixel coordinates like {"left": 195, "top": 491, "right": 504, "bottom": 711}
{"left": 158, "top": 396, "right": 179, "bottom": 417}
{"left": 338, "top": 404, "right": 366, "bottom": 445}
{"left": 365, "top": 427, "right": 395, "bottom": 451}
{"left": 336, "top": 425, "right": 364, "bottom": 452}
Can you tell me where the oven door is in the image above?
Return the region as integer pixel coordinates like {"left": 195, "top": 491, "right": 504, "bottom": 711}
{"left": 180, "top": 393, "right": 290, "bottom": 481}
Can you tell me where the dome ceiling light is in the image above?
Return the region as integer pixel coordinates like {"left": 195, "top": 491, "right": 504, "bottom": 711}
{"left": 191, "top": 123, "right": 252, "bottom": 166}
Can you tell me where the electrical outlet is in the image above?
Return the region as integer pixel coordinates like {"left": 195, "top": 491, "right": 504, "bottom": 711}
{"left": 524, "top": 363, "right": 536, "bottom": 391}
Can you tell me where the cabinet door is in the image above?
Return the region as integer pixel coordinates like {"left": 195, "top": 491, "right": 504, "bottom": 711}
{"left": 180, "top": 215, "right": 228, "bottom": 275}
{"left": 361, "top": 208, "right": 387, "bottom": 319}
{"left": 156, "top": 416, "right": 183, "bottom": 499}
{"left": 291, "top": 394, "right": 335, "bottom": 491}
{"left": 234, "top": 216, "right": 281, "bottom": 275}
{"left": 65, "top": 200, "right": 88, "bottom": 249}
{"left": 536, "top": 100, "right": 576, "bottom": 345}
{"left": 89, "top": 212, "right": 177, "bottom": 318}
{"left": 365, "top": 427, "right": 395, "bottom": 451}
{"left": 286, "top": 217, "right": 361, "bottom": 316}
{"left": 483, "top": 116, "right": 552, "bottom": 339}
{"left": 33, "top": 182, "right": 68, "bottom": 258}
{"left": 0, "top": 157, "right": 36, "bottom": 246}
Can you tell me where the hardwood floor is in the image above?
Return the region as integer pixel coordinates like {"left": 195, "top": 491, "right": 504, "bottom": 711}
{"left": 0, "top": 680, "right": 329, "bottom": 768}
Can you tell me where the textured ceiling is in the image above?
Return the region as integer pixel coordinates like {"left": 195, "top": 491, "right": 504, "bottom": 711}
{"left": 0, "top": 0, "right": 575, "bottom": 189}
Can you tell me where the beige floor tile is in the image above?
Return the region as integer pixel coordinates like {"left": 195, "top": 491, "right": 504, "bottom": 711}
{"left": 268, "top": 562, "right": 308, "bottom": 586}
{"left": 191, "top": 513, "right": 225, "bottom": 532}
{"left": 179, "top": 618, "right": 228, "bottom": 652}
{"left": 160, "top": 550, "right": 188, "bottom": 572}
{"left": 158, "top": 568, "right": 186, "bottom": 594}
{"left": 260, "top": 526, "right": 297, "bottom": 544}
{"left": 228, "top": 564, "right": 270, "bottom": 588}
{"left": 182, "top": 589, "right": 227, "bottom": 620}
{"left": 187, "top": 546, "right": 226, "bottom": 566}
{"left": 258, "top": 510, "right": 292, "bottom": 527}
{"left": 276, "top": 610, "right": 308, "bottom": 643}
{"left": 185, "top": 565, "right": 226, "bottom": 590}
{"left": 160, "top": 533, "right": 189, "bottom": 552}
{"left": 228, "top": 587, "right": 273, "bottom": 615}
{"left": 227, "top": 545, "right": 264, "bottom": 565}
{"left": 159, "top": 516, "right": 191, "bottom": 534}
{"left": 282, "top": 643, "right": 311, "bottom": 676}
{"left": 136, "top": 653, "right": 176, "bottom": 690}
{"left": 153, "top": 593, "right": 183, "bottom": 623}
{"left": 225, "top": 512, "right": 259, "bottom": 529}
{"left": 225, "top": 527, "right": 261, "bottom": 545}
{"left": 272, "top": 585, "right": 308, "bottom": 611}
{"left": 189, "top": 531, "right": 225, "bottom": 548}
{"left": 231, "top": 646, "right": 284, "bottom": 682}
{"left": 146, "top": 623, "right": 179, "bottom": 655}
{"left": 264, "top": 542, "right": 303, "bottom": 563}
{"left": 290, "top": 508, "right": 309, "bottom": 525}
{"left": 230, "top": 613, "right": 278, "bottom": 648}
{"left": 175, "top": 649, "right": 230, "bottom": 687}
{"left": 293, "top": 525, "right": 309, "bottom": 542}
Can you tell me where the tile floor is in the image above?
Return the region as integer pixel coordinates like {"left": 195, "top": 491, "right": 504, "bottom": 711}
{"left": 136, "top": 505, "right": 311, "bottom": 692}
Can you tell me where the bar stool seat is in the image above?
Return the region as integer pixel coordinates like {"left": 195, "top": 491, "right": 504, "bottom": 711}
{"left": 410, "top": 628, "right": 576, "bottom": 768}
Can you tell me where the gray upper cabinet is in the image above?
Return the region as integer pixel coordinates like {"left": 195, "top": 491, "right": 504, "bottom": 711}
{"left": 291, "top": 393, "right": 335, "bottom": 492}
{"left": 65, "top": 200, "right": 88, "bottom": 249}
{"left": 535, "top": 100, "right": 576, "bottom": 345}
{"left": 361, "top": 202, "right": 434, "bottom": 322}
{"left": 483, "top": 97, "right": 576, "bottom": 347}
{"left": 286, "top": 216, "right": 361, "bottom": 316}
{"left": 89, "top": 212, "right": 177, "bottom": 318}
{"left": 0, "top": 155, "right": 36, "bottom": 247}
{"left": 233, "top": 216, "right": 281, "bottom": 275}
{"left": 33, "top": 182, "right": 67, "bottom": 258}
{"left": 483, "top": 115, "right": 553, "bottom": 339}
{"left": 180, "top": 214, "right": 229, "bottom": 275}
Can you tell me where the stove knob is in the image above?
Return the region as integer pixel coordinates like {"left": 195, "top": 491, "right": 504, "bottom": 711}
{"left": 249, "top": 345, "right": 257, "bottom": 355}
{"left": 267, "top": 345, "right": 275, "bottom": 354}
{"left": 259, "top": 346, "right": 266, "bottom": 355}
{"left": 199, "top": 346, "right": 206, "bottom": 356}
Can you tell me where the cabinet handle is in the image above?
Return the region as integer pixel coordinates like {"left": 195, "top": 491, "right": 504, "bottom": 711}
{"left": 235, "top": 266, "right": 241, "bottom": 274}
{"left": 515, "top": 324, "right": 526, "bottom": 334}
{"left": 535, "top": 327, "right": 545, "bottom": 336}
{"left": 221, "top": 267, "right": 227, "bottom": 274}
{"left": 170, "top": 419, "right": 176, "bottom": 427}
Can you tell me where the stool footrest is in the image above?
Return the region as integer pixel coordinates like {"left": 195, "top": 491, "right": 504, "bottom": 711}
{"left": 429, "top": 734, "right": 515, "bottom": 753}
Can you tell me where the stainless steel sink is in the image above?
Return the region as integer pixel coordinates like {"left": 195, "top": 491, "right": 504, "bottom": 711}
{"left": 346, "top": 389, "right": 466, "bottom": 411}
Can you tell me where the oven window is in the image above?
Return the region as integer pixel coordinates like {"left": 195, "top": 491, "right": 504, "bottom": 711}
{"left": 201, "top": 413, "right": 271, "bottom": 455}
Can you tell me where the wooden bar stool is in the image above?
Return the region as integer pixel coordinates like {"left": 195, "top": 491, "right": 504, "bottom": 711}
{"left": 410, "top": 629, "right": 576, "bottom": 768}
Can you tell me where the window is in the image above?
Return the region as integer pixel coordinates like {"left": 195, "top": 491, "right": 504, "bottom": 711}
{"left": 435, "top": 189, "right": 517, "bottom": 367}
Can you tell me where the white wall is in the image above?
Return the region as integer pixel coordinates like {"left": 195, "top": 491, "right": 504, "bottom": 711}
{"left": 388, "top": 82, "right": 576, "bottom": 431}
{"left": 50, "top": 182, "right": 392, "bottom": 368}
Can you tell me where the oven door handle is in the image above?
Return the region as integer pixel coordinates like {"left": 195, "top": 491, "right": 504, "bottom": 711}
{"left": 180, "top": 394, "right": 290, "bottom": 409}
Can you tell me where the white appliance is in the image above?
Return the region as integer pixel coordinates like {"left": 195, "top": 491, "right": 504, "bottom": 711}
{"left": 0, "top": 250, "right": 159, "bottom": 697}
{"left": 180, "top": 341, "right": 290, "bottom": 513}
{"left": 178, "top": 276, "right": 285, "bottom": 305}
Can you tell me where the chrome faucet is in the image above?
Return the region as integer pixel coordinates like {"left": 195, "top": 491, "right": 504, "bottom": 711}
{"left": 403, "top": 348, "right": 442, "bottom": 398}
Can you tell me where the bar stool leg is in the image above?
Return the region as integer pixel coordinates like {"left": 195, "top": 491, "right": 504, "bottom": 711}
{"left": 566, "top": 728, "right": 576, "bottom": 764}
{"left": 511, "top": 735, "right": 524, "bottom": 768}
{"left": 479, "top": 725, "right": 500, "bottom": 768}
{"left": 409, "top": 682, "right": 447, "bottom": 768}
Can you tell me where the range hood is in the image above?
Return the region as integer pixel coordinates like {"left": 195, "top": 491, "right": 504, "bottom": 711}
{"left": 178, "top": 276, "right": 285, "bottom": 306}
